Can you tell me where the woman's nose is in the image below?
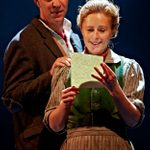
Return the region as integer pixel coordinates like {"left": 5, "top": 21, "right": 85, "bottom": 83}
{"left": 93, "top": 31, "right": 100, "bottom": 39}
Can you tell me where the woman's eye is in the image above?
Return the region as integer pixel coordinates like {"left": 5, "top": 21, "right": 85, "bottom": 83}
{"left": 99, "top": 29, "right": 105, "bottom": 33}
{"left": 87, "top": 29, "right": 94, "bottom": 32}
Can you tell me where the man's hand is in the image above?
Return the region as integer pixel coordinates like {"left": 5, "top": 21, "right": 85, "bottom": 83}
{"left": 50, "top": 57, "right": 71, "bottom": 75}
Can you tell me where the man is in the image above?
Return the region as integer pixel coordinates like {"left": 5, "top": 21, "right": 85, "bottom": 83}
{"left": 2, "top": 0, "right": 82, "bottom": 149}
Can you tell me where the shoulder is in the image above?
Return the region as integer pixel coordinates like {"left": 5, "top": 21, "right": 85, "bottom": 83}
{"left": 6, "top": 18, "right": 38, "bottom": 44}
{"left": 120, "top": 55, "right": 140, "bottom": 67}
{"left": 6, "top": 18, "right": 48, "bottom": 50}
{"left": 119, "top": 55, "right": 144, "bottom": 75}
{"left": 12, "top": 18, "right": 48, "bottom": 41}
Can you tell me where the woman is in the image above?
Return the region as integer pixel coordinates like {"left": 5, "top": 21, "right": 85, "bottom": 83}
{"left": 43, "top": 0, "right": 145, "bottom": 149}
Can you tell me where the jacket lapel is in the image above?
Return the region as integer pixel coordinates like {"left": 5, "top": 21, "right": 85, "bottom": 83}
{"left": 31, "top": 18, "right": 63, "bottom": 58}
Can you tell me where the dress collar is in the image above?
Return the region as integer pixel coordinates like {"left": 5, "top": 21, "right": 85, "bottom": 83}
{"left": 105, "top": 49, "right": 121, "bottom": 64}
{"left": 83, "top": 48, "right": 121, "bottom": 64}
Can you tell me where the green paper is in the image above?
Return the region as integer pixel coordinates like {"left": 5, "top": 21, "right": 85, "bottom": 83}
{"left": 71, "top": 53, "right": 103, "bottom": 88}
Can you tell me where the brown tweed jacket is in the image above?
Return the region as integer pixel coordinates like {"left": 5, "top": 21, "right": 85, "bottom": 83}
{"left": 2, "top": 17, "right": 82, "bottom": 150}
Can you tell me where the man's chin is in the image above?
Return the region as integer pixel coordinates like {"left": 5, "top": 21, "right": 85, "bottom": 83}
{"left": 53, "top": 19, "right": 64, "bottom": 25}
{"left": 53, "top": 16, "right": 64, "bottom": 22}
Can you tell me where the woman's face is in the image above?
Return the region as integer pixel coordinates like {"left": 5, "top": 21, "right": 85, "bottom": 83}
{"left": 81, "top": 12, "right": 113, "bottom": 55}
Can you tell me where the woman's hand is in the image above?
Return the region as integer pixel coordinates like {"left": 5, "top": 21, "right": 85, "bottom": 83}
{"left": 50, "top": 57, "right": 71, "bottom": 75}
{"left": 49, "top": 86, "right": 79, "bottom": 132}
{"left": 92, "top": 62, "right": 141, "bottom": 127}
{"left": 91, "top": 62, "right": 118, "bottom": 95}
{"left": 60, "top": 86, "right": 80, "bottom": 109}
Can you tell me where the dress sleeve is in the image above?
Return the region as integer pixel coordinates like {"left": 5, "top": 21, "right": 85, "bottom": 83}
{"left": 122, "top": 59, "right": 145, "bottom": 126}
{"left": 43, "top": 66, "right": 70, "bottom": 131}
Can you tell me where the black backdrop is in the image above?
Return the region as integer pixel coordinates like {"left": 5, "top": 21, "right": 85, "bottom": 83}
{"left": 0, "top": 0, "right": 150, "bottom": 149}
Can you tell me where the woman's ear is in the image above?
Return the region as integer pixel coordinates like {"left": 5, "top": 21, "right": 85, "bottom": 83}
{"left": 111, "top": 24, "right": 119, "bottom": 39}
{"left": 111, "top": 29, "right": 118, "bottom": 39}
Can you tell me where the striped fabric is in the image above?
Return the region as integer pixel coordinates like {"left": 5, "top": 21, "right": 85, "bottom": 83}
{"left": 43, "top": 49, "right": 145, "bottom": 150}
{"left": 60, "top": 127, "right": 132, "bottom": 150}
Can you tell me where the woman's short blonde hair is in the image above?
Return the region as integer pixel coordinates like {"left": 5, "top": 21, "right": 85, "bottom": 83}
{"left": 77, "top": 0, "right": 120, "bottom": 38}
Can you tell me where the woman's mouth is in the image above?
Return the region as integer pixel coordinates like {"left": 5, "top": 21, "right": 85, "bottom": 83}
{"left": 90, "top": 41, "right": 102, "bottom": 46}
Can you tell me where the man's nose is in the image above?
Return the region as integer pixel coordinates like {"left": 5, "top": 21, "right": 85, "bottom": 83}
{"left": 52, "top": 0, "right": 61, "bottom": 9}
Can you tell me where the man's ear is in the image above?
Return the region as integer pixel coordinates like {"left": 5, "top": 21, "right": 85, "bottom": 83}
{"left": 34, "top": 0, "right": 40, "bottom": 7}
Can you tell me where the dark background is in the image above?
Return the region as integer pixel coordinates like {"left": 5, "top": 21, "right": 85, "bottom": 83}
{"left": 0, "top": 0, "right": 150, "bottom": 149}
